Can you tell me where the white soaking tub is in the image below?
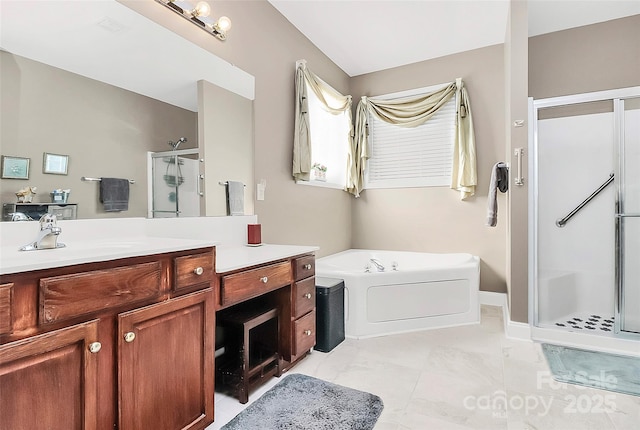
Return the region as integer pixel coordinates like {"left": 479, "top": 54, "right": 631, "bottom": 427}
{"left": 316, "top": 249, "right": 480, "bottom": 338}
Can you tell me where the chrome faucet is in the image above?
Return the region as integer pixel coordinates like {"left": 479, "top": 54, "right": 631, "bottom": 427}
{"left": 20, "top": 214, "right": 66, "bottom": 251}
{"left": 369, "top": 258, "right": 385, "bottom": 272}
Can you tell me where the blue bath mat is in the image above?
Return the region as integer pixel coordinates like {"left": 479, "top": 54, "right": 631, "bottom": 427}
{"left": 542, "top": 343, "right": 640, "bottom": 396}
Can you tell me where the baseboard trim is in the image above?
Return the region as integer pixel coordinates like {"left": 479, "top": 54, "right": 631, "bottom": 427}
{"left": 478, "top": 291, "right": 507, "bottom": 307}
{"left": 479, "top": 291, "right": 531, "bottom": 341}
{"left": 505, "top": 320, "right": 531, "bottom": 341}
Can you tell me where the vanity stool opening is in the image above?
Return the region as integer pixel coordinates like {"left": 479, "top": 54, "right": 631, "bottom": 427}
{"left": 216, "top": 306, "right": 280, "bottom": 404}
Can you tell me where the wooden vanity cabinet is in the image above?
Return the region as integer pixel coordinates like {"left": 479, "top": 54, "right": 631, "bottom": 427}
{"left": 216, "top": 253, "right": 316, "bottom": 375}
{"left": 118, "top": 290, "right": 214, "bottom": 430}
{"left": 0, "top": 283, "right": 13, "bottom": 335}
{"left": 287, "top": 255, "right": 316, "bottom": 364}
{"left": 0, "top": 320, "right": 99, "bottom": 430}
{"left": 0, "top": 247, "right": 216, "bottom": 430}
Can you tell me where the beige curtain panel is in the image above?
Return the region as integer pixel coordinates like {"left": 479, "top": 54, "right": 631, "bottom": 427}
{"left": 351, "top": 79, "right": 477, "bottom": 199}
{"left": 292, "top": 60, "right": 353, "bottom": 182}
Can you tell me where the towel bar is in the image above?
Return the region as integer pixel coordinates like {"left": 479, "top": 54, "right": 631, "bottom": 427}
{"left": 82, "top": 176, "right": 135, "bottom": 184}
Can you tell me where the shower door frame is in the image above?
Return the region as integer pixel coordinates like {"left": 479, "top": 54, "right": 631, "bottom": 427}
{"left": 147, "top": 149, "right": 203, "bottom": 218}
{"left": 529, "top": 86, "right": 640, "bottom": 352}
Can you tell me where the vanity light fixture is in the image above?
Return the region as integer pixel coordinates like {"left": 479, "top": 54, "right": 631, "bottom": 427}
{"left": 155, "top": 0, "right": 231, "bottom": 41}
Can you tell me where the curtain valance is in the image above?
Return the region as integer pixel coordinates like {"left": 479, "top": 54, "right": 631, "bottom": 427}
{"left": 349, "top": 79, "right": 477, "bottom": 200}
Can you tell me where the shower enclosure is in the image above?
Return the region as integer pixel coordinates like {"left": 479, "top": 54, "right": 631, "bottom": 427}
{"left": 529, "top": 87, "right": 640, "bottom": 355}
{"left": 148, "top": 149, "right": 202, "bottom": 218}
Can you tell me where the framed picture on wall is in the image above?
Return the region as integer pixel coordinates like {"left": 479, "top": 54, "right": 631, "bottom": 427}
{"left": 43, "top": 152, "right": 69, "bottom": 175}
{"left": 1, "top": 156, "right": 30, "bottom": 179}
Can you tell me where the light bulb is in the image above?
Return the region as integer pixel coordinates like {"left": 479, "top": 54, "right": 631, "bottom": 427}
{"left": 216, "top": 16, "right": 232, "bottom": 32}
{"left": 193, "top": 1, "right": 211, "bottom": 18}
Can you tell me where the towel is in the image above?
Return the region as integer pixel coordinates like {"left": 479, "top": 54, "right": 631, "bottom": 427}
{"left": 226, "top": 181, "right": 245, "bottom": 216}
{"left": 100, "top": 178, "right": 130, "bottom": 212}
{"left": 486, "top": 162, "right": 508, "bottom": 227}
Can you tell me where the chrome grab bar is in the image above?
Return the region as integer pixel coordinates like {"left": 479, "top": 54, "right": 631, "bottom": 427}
{"left": 556, "top": 173, "right": 614, "bottom": 228}
{"left": 514, "top": 148, "right": 525, "bottom": 186}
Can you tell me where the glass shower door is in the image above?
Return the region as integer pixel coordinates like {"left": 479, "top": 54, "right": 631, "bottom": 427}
{"left": 151, "top": 152, "right": 201, "bottom": 218}
{"left": 618, "top": 97, "right": 640, "bottom": 334}
{"left": 534, "top": 101, "right": 616, "bottom": 330}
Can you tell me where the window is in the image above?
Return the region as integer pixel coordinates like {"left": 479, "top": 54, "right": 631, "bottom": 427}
{"left": 364, "top": 84, "right": 457, "bottom": 189}
{"left": 302, "top": 81, "right": 351, "bottom": 189}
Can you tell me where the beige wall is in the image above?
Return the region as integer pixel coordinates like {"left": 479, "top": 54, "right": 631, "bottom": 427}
{"left": 198, "top": 80, "right": 254, "bottom": 217}
{"left": 349, "top": 45, "right": 508, "bottom": 293}
{"left": 0, "top": 51, "right": 197, "bottom": 219}
{"left": 225, "top": 1, "right": 352, "bottom": 254}
{"left": 504, "top": 0, "right": 529, "bottom": 323}
{"left": 529, "top": 14, "right": 640, "bottom": 99}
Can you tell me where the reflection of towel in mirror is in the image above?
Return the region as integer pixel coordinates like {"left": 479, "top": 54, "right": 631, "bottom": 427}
{"left": 226, "top": 181, "right": 245, "bottom": 216}
{"left": 100, "top": 178, "right": 130, "bottom": 212}
{"left": 486, "top": 163, "right": 508, "bottom": 227}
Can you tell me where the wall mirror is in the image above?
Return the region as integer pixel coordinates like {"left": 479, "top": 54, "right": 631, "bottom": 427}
{"left": 0, "top": 0, "right": 255, "bottom": 220}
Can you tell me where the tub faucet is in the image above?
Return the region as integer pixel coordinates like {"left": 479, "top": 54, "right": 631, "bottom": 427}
{"left": 369, "top": 258, "right": 385, "bottom": 272}
{"left": 19, "top": 214, "right": 66, "bottom": 251}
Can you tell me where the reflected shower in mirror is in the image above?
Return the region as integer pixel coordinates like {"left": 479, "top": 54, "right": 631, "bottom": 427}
{"left": 149, "top": 149, "right": 202, "bottom": 218}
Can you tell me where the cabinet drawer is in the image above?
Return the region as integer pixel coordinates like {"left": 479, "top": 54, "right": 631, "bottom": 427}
{"left": 221, "top": 262, "right": 291, "bottom": 307}
{"left": 0, "top": 283, "right": 13, "bottom": 335}
{"left": 40, "top": 261, "right": 163, "bottom": 325}
{"left": 293, "top": 310, "right": 316, "bottom": 356}
{"left": 293, "top": 277, "right": 315, "bottom": 319}
{"left": 174, "top": 252, "right": 214, "bottom": 292}
{"left": 293, "top": 255, "right": 315, "bottom": 282}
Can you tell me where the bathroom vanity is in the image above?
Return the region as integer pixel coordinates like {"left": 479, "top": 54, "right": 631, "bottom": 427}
{"left": 0, "top": 219, "right": 317, "bottom": 430}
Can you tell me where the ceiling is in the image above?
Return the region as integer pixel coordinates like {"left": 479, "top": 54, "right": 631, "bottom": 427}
{"left": 268, "top": 0, "right": 640, "bottom": 77}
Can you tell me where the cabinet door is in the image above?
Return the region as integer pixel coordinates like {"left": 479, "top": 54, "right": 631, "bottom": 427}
{"left": 118, "top": 290, "right": 214, "bottom": 430}
{"left": 0, "top": 320, "right": 100, "bottom": 430}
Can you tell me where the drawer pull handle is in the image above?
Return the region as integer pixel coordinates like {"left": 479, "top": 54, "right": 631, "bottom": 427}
{"left": 124, "top": 332, "right": 136, "bottom": 343}
{"left": 88, "top": 342, "right": 102, "bottom": 354}
{"left": 260, "top": 276, "right": 268, "bottom": 283}
{"left": 303, "top": 264, "right": 312, "bottom": 270}
{"left": 304, "top": 293, "right": 312, "bottom": 299}
{"left": 304, "top": 329, "right": 312, "bottom": 336}
{"left": 193, "top": 267, "right": 204, "bottom": 276}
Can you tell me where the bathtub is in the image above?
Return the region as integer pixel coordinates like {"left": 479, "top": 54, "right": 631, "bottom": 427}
{"left": 315, "top": 249, "right": 480, "bottom": 338}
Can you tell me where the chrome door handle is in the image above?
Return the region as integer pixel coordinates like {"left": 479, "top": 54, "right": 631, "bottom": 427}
{"left": 514, "top": 147, "right": 524, "bottom": 186}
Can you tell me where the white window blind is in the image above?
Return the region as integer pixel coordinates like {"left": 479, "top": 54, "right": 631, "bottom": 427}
{"left": 365, "top": 86, "right": 456, "bottom": 189}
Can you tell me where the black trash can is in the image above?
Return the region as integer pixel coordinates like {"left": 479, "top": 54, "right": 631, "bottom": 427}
{"left": 315, "top": 277, "right": 345, "bottom": 352}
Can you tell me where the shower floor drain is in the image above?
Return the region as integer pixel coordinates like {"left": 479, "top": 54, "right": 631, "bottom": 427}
{"left": 553, "top": 314, "right": 615, "bottom": 332}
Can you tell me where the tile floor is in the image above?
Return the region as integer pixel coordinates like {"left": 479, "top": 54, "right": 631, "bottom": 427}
{"left": 207, "top": 306, "right": 640, "bottom": 430}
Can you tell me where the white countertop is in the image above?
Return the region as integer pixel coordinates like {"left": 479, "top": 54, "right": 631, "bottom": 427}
{"left": 215, "top": 244, "right": 319, "bottom": 273}
{"left": 0, "top": 218, "right": 318, "bottom": 276}
{"left": 0, "top": 236, "right": 217, "bottom": 275}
